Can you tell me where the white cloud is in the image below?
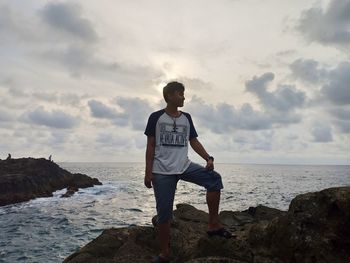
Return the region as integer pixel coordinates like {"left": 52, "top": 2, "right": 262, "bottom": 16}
{"left": 0, "top": 109, "right": 14, "bottom": 122}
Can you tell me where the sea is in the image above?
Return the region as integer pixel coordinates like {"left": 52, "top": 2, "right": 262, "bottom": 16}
{"left": 0, "top": 163, "right": 350, "bottom": 263}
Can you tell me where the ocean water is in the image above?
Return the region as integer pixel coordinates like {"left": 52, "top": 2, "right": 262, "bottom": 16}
{"left": 0, "top": 163, "right": 350, "bottom": 263}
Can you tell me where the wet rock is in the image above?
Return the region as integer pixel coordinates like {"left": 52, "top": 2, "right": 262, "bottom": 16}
{"left": 61, "top": 186, "right": 79, "bottom": 198}
{"left": 64, "top": 186, "right": 350, "bottom": 263}
{"left": 0, "top": 157, "right": 102, "bottom": 206}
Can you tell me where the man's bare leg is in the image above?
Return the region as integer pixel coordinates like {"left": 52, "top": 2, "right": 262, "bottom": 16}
{"left": 206, "top": 191, "right": 222, "bottom": 230}
{"left": 158, "top": 221, "right": 171, "bottom": 260}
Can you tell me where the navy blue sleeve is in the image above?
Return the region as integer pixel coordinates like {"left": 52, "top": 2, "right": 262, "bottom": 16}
{"left": 144, "top": 110, "right": 163, "bottom": 137}
{"left": 184, "top": 113, "right": 198, "bottom": 140}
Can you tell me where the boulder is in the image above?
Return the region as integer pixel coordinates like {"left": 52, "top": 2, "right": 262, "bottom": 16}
{"left": 61, "top": 186, "right": 79, "bottom": 198}
{"left": 249, "top": 186, "right": 350, "bottom": 263}
{"left": 63, "top": 186, "right": 350, "bottom": 263}
{"left": 0, "top": 157, "right": 102, "bottom": 206}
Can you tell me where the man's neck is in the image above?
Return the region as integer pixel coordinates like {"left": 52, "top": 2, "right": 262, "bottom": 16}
{"left": 165, "top": 105, "right": 179, "bottom": 116}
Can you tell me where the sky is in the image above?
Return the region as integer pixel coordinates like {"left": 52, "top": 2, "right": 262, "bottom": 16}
{"left": 0, "top": 0, "right": 349, "bottom": 164}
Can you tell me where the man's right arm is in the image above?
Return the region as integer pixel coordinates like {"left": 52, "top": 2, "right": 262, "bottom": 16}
{"left": 144, "top": 136, "right": 155, "bottom": 188}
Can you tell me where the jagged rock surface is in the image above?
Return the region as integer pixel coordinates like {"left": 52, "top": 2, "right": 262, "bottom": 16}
{"left": 63, "top": 186, "right": 350, "bottom": 263}
{"left": 0, "top": 157, "right": 102, "bottom": 206}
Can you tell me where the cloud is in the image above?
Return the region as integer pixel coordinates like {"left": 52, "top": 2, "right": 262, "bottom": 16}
{"left": 321, "top": 62, "right": 350, "bottom": 105}
{"left": 290, "top": 59, "right": 327, "bottom": 84}
{"left": 290, "top": 59, "right": 350, "bottom": 105}
{"left": 234, "top": 130, "right": 275, "bottom": 151}
{"left": 96, "top": 133, "right": 132, "bottom": 148}
{"left": 40, "top": 2, "right": 98, "bottom": 42}
{"left": 88, "top": 97, "right": 152, "bottom": 130}
{"left": 329, "top": 107, "right": 350, "bottom": 120}
{"left": 329, "top": 107, "right": 350, "bottom": 133}
{"left": 0, "top": 4, "right": 40, "bottom": 43}
{"left": 297, "top": 0, "right": 350, "bottom": 49}
{"left": 311, "top": 123, "right": 333, "bottom": 143}
{"left": 0, "top": 109, "right": 13, "bottom": 122}
{"left": 245, "top": 72, "right": 306, "bottom": 112}
{"left": 88, "top": 99, "right": 122, "bottom": 119}
{"left": 113, "top": 97, "right": 153, "bottom": 130}
{"left": 22, "top": 106, "right": 79, "bottom": 129}
{"left": 186, "top": 95, "right": 301, "bottom": 134}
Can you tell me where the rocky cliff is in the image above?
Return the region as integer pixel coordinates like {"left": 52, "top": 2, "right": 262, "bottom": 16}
{"left": 63, "top": 186, "right": 350, "bottom": 263}
{"left": 0, "top": 157, "right": 102, "bottom": 206}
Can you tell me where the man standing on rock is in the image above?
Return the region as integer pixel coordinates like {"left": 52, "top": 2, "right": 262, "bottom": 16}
{"left": 144, "top": 81, "right": 232, "bottom": 263}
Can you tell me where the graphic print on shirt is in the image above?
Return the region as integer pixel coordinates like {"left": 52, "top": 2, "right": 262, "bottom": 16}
{"left": 159, "top": 122, "right": 188, "bottom": 147}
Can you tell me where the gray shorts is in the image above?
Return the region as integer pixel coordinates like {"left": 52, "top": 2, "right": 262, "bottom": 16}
{"left": 152, "top": 162, "right": 224, "bottom": 224}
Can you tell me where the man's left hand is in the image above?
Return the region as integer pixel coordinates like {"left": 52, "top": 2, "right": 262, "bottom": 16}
{"left": 206, "top": 159, "right": 214, "bottom": 170}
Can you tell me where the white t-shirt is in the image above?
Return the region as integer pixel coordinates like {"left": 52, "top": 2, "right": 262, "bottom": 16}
{"left": 144, "top": 109, "right": 198, "bottom": 174}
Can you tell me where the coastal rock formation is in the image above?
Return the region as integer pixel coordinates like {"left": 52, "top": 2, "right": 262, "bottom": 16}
{"left": 249, "top": 186, "right": 350, "bottom": 262}
{"left": 63, "top": 186, "right": 350, "bottom": 263}
{"left": 0, "top": 158, "right": 102, "bottom": 206}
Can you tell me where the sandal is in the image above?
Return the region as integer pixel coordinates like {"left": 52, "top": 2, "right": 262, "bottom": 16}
{"left": 207, "top": 227, "right": 233, "bottom": 239}
{"left": 151, "top": 255, "right": 170, "bottom": 263}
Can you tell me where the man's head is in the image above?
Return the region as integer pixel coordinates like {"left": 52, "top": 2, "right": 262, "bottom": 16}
{"left": 163, "top": 82, "right": 185, "bottom": 105}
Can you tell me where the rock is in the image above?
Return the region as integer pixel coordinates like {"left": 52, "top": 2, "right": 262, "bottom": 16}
{"left": 249, "top": 186, "right": 350, "bottom": 263}
{"left": 61, "top": 186, "right": 79, "bottom": 198}
{"left": 0, "top": 157, "right": 102, "bottom": 206}
{"left": 64, "top": 186, "right": 350, "bottom": 263}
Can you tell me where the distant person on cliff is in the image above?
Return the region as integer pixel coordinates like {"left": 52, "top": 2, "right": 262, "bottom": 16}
{"left": 144, "top": 81, "right": 232, "bottom": 263}
{"left": 6, "top": 153, "right": 11, "bottom": 160}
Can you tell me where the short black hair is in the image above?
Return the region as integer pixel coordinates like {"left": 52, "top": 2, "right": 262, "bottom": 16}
{"left": 163, "top": 81, "right": 185, "bottom": 102}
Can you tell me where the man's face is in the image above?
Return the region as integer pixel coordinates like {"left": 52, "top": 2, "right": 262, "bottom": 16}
{"left": 169, "top": 90, "right": 185, "bottom": 107}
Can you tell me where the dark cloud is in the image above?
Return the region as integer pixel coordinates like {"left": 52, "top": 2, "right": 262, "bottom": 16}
{"left": 88, "top": 97, "right": 152, "bottom": 130}
{"left": 290, "top": 59, "right": 327, "bottom": 84}
{"left": 311, "top": 123, "right": 333, "bottom": 143}
{"left": 290, "top": 60, "right": 350, "bottom": 105}
{"left": 334, "top": 120, "right": 350, "bottom": 133}
{"left": 186, "top": 95, "right": 301, "bottom": 134}
{"left": 88, "top": 100, "right": 122, "bottom": 119}
{"left": 40, "top": 2, "right": 98, "bottom": 42}
{"left": 297, "top": 0, "right": 350, "bottom": 49}
{"left": 321, "top": 62, "right": 350, "bottom": 105}
{"left": 245, "top": 73, "right": 306, "bottom": 112}
{"left": 329, "top": 107, "right": 350, "bottom": 120}
{"left": 329, "top": 107, "right": 350, "bottom": 133}
{"left": 22, "top": 106, "right": 78, "bottom": 129}
{"left": 88, "top": 97, "right": 153, "bottom": 130}
{"left": 113, "top": 97, "right": 153, "bottom": 130}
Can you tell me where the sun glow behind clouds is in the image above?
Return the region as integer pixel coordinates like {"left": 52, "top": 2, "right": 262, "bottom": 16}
{"left": 1, "top": 0, "right": 349, "bottom": 164}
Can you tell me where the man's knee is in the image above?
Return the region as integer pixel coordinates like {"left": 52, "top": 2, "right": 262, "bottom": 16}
{"left": 207, "top": 171, "right": 224, "bottom": 192}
